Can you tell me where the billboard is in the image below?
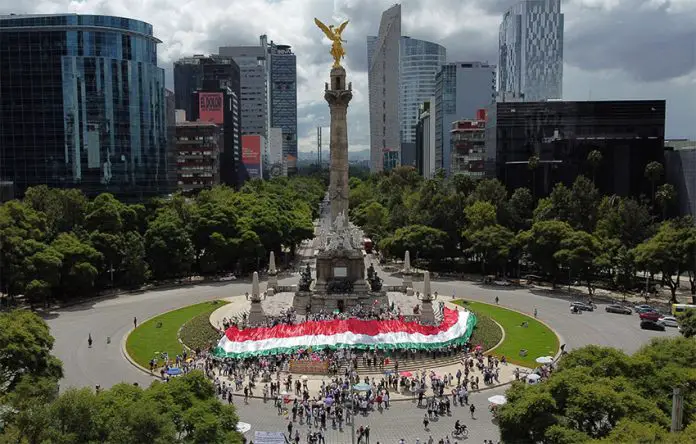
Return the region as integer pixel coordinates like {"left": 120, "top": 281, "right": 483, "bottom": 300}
{"left": 198, "top": 92, "right": 224, "bottom": 124}
{"left": 242, "top": 135, "right": 262, "bottom": 179}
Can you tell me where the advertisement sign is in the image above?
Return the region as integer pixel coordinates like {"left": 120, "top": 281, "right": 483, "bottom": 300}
{"left": 198, "top": 92, "right": 224, "bottom": 124}
{"left": 242, "top": 135, "right": 262, "bottom": 179}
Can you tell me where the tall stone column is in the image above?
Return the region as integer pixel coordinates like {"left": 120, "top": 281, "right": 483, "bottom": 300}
{"left": 325, "top": 67, "right": 352, "bottom": 226}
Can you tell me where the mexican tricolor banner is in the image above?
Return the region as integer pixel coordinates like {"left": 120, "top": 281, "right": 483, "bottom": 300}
{"left": 213, "top": 307, "right": 476, "bottom": 359}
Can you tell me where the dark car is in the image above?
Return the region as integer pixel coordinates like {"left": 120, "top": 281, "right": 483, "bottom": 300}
{"left": 634, "top": 305, "right": 656, "bottom": 313}
{"left": 570, "top": 302, "right": 594, "bottom": 312}
{"left": 640, "top": 320, "right": 666, "bottom": 331}
{"left": 639, "top": 310, "right": 661, "bottom": 321}
{"left": 605, "top": 304, "right": 632, "bottom": 315}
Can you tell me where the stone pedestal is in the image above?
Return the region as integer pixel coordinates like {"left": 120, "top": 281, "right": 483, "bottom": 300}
{"left": 268, "top": 273, "right": 278, "bottom": 290}
{"left": 402, "top": 272, "right": 412, "bottom": 290}
{"left": 406, "top": 287, "right": 414, "bottom": 296}
{"left": 266, "top": 288, "right": 275, "bottom": 297}
{"left": 248, "top": 301, "right": 265, "bottom": 327}
{"left": 420, "top": 301, "right": 436, "bottom": 325}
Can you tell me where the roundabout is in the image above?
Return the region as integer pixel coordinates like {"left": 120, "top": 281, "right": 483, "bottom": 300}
{"left": 45, "top": 252, "right": 679, "bottom": 443}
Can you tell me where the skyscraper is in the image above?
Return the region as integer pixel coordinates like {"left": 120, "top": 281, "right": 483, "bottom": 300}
{"left": 435, "top": 62, "right": 496, "bottom": 174}
{"left": 268, "top": 42, "right": 298, "bottom": 174}
{"left": 219, "top": 36, "right": 269, "bottom": 139}
{"left": 400, "top": 37, "right": 446, "bottom": 157}
{"left": 498, "top": 0, "right": 564, "bottom": 101}
{"left": 367, "top": 4, "right": 401, "bottom": 172}
{"left": 0, "top": 14, "right": 173, "bottom": 198}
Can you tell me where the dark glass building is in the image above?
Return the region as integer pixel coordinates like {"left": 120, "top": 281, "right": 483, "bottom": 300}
{"left": 487, "top": 100, "right": 666, "bottom": 198}
{"left": 0, "top": 14, "right": 173, "bottom": 198}
{"left": 268, "top": 43, "right": 297, "bottom": 174}
{"left": 173, "top": 55, "right": 240, "bottom": 122}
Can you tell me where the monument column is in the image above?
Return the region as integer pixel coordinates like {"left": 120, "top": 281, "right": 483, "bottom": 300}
{"left": 325, "top": 67, "right": 352, "bottom": 226}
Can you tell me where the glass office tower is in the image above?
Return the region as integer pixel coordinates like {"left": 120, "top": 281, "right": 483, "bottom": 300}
{"left": 0, "top": 14, "right": 172, "bottom": 198}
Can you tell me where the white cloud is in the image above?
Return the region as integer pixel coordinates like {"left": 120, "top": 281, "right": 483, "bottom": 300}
{"left": 1, "top": 0, "right": 695, "bottom": 151}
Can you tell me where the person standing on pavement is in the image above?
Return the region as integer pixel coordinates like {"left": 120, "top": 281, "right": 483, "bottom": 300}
{"left": 423, "top": 412, "right": 430, "bottom": 430}
{"left": 469, "top": 403, "right": 476, "bottom": 419}
{"left": 133, "top": 317, "right": 137, "bottom": 328}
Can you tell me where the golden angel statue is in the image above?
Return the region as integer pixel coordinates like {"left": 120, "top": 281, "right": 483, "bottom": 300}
{"left": 314, "top": 18, "right": 349, "bottom": 68}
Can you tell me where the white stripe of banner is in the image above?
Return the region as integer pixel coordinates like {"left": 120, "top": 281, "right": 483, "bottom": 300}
{"left": 217, "top": 310, "right": 472, "bottom": 355}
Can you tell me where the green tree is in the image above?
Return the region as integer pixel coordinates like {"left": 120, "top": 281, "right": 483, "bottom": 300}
{"left": 507, "top": 187, "right": 534, "bottom": 232}
{"left": 379, "top": 225, "right": 449, "bottom": 263}
{"left": 23, "top": 186, "right": 88, "bottom": 239}
{"left": 0, "top": 310, "right": 63, "bottom": 391}
{"left": 519, "top": 220, "right": 574, "bottom": 286}
{"left": 50, "top": 233, "right": 102, "bottom": 299}
{"left": 528, "top": 154, "right": 540, "bottom": 194}
{"left": 465, "top": 224, "right": 514, "bottom": 275}
{"left": 464, "top": 200, "right": 497, "bottom": 231}
{"left": 85, "top": 193, "right": 125, "bottom": 234}
{"left": 144, "top": 210, "right": 194, "bottom": 280}
{"left": 554, "top": 230, "right": 601, "bottom": 295}
{"left": 595, "top": 196, "right": 653, "bottom": 249}
{"left": 352, "top": 201, "right": 388, "bottom": 242}
{"left": 677, "top": 309, "right": 696, "bottom": 338}
{"left": 644, "top": 161, "right": 664, "bottom": 204}
{"left": 633, "top": 222, "right": 689, "bottom": 303}
{"left": 587, "top": 149, "right": 603, "bottom": 186}
{"left": 121, "top": 232, "right": 150, "bottom": 288}
{"left": 655, "top": 183, "right": 676, "bottom": 220}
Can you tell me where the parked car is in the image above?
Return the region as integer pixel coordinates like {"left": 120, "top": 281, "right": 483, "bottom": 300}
{"left": 570, "top": 302, "right": 594, "bottom": 312}
{"left": 640, "top": 319, "right": 666, "bottom": 331}
{"left": 659, "top": 316, "right": 679, "bottom": 328}
{"left": 605, "top": 304, "right": 632, "bottom": 315}
{"left": 639, "top": 310, "right": 661, "bottom": 321}
{"left": 634, "top": 305, "right": 656, "bottom": 313}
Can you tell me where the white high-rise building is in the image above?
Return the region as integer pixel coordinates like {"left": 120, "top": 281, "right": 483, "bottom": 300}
{"left": 367, "top": 4, "right": 401, "bottom": 172}
{"left": 498, "top": 0, "right": 564, "bottom": 101}
{"left": 399, "top": 37, "right": 446, "bottom": 167}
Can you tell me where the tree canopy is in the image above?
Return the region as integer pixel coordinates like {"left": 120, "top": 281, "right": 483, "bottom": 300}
{"left": 497, "top": 337, "right": 696, "bottom": 443}
{"left": 349, "top": 165, "right": 695, "bottom": 302}
{"left": 0, "top": 177, "right": 324, "bottom": 306}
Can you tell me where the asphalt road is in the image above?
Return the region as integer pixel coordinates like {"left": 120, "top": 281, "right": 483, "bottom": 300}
{"left": 44, "top": 245, "right": 678, "bottom": 442}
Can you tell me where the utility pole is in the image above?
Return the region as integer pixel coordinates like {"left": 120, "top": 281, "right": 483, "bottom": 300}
{"left": 672, "top": 387, "right": 684, "bottom": 432}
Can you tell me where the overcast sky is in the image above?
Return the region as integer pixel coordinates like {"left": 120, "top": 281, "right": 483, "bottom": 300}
{"left": 2, "top": 0, "right": 695, "bottom": 152}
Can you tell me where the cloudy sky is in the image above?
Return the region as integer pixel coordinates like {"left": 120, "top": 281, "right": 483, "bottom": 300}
{"left": 3, "top": 0, "right": 695, "bottom": 152}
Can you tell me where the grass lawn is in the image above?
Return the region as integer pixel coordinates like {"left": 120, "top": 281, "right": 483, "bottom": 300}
{"left": 126, "top": 300, "right": 228, "bottom": 368}
{"left": 454, "top": 299, "right": 559, "bottom": 368}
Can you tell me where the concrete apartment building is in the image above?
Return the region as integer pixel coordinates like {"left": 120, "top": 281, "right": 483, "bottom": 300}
{"left": 176, "top": 121, "right": 221, "bottom": 192}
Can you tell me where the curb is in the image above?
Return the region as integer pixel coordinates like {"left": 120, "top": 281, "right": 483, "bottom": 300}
{"left": 446, "top": 298, "right": 563, "bottom": 365}
{"left": 121, "top": 300, "right": 227, "bottom": 380}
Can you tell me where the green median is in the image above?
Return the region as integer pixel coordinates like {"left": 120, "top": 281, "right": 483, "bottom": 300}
{"left": 453, "top": 299, "right": 559, "bottom": 368}
{"left": 126, "top": 300, "right": 228, "bottom": 368}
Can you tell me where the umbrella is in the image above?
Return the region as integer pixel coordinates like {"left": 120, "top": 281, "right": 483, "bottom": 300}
{"left": 400, "top": 371, "right": 413, "bottom": 377}
{"left": 324, "top": 397, "right": 334, "bottom": 405}
{"left": 353, "top": 383, "right": 371, "bottom": 392}
{"left": 280, "top": 391, "right": 290, "bottom": 396}
{"left": 236, "top": 422, "right": 251, "bottom": 434}
{"left": 536, "top": 356, "right": 554, "bottom": 364}
{"left": 488, "top": 395, "right": 507, "bottom": 405}
{"left": 301, "top": 375, "right": 309, "bottom": 381}
{"left": 526, "top": 374, "right": 541, "bottom": 384}
{"left": 166, "top": 367, "right": 182, "bottom": 376}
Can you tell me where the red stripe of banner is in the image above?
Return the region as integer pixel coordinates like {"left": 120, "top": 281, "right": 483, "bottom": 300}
{"left": 225, "top": 307, "right": 458, "bottom": 342}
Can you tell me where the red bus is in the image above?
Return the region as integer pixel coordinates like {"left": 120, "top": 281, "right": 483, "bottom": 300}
{"left": 363, "top": 238, "right": 373, "bottom": 254}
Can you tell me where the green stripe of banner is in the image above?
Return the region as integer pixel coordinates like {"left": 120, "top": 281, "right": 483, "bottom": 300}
{"left": 212, "top": 313, "right": 477, "bottom": 359}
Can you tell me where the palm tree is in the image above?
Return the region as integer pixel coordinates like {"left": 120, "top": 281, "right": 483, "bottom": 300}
{"left": 655, "top": 183, "right": 676, "bottom": 220}
{"left": 528, "top": 154, "right": 539, "bottom": 196}
{"left": 587, "top": 150, "right": 603, "bottom": 186}
{"left": 644, "top": 161, "right": 664, "bottom": 205}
